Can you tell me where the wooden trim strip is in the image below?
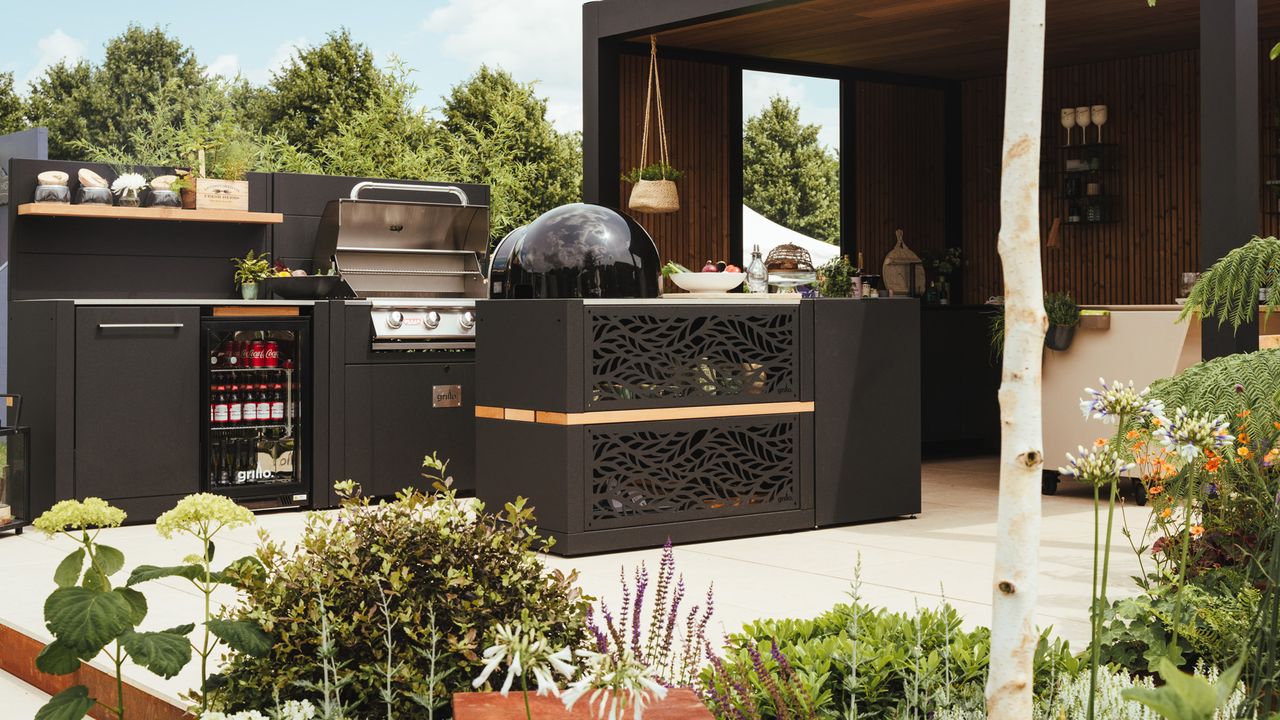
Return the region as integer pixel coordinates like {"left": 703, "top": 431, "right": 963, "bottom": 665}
{"left": 476, "top": 401, "right": 814, "bottom": 425}
{"left": 0, "top": 622, "right": 189, "bottom": 720}
{"left": 211, "top": 306, "right": 300, "bottom": 317}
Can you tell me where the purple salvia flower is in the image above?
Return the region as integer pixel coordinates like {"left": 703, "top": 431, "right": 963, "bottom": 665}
{"left": 601, "top": 601, "right": 624, "bottom": 652}
{"left": 585, "top": 606, "right": 609, "bottom": 653}
{"left": 748, "top": 642, "right": 788, "bottom": 720}
{"left": 706, "top": 642, "right": 752, "bottom": 715}
{"left": 663, "top": 577, "right": 685, "bottom": 660}
{"left": 632, "top": 562, "right": 649, "bottom": 657}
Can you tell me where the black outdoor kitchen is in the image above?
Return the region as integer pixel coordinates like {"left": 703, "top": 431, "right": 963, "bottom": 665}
{"left": 1, "top": 133, "right": 920, "bottom": 554}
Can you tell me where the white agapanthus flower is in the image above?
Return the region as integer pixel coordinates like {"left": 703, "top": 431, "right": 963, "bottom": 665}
{"left": 562, "top": 649, "right": 668, "bottom": 720}
{"left": 1079, "top": 378, "right": 1164, "bottom": 424}
{"left": 1153, "top": 406, "right": 1234, "bottom": 463}
{"left": 472, "top": 623, "right": 576, "bottom": 697}
{"left": 1059, "top": 444, "right": 1134, "bottom": 486}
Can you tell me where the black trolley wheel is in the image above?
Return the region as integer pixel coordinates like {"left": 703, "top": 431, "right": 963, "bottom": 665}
{"left": 1041, "top": 470, "right": 1059, "bottom": 496}
{"left": 1131, "top": 479, "right": 1148, "bottom": 506}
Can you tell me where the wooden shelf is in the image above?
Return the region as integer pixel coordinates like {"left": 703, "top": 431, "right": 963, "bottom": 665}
{"left": 17, "top": 203, "right": 283, "bottom": 224}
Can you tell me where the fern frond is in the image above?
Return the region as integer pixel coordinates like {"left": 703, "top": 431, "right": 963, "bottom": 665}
{"left": 1148, "top": 349, "right": 1280, "bottom": 432}
{"left": 1179, "top": 235, "right": 1280, "bottom": 330}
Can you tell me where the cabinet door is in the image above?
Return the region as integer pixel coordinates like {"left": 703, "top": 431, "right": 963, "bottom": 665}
{"left": 75, "top": 307, "right": 200, "bottom": 500}
{"left": 344, "top": 362, "right": 475, "bottom": 498}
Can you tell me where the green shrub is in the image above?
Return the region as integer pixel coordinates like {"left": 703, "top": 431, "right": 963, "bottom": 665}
{"left": 210, "top": 464, "right": 590, "bottom": 718}
{"left": 703, "top": 600, "right": 1076, "bottom": 719}
{"left": 1045, "top": 291, "right": 1080, "bottom": 327}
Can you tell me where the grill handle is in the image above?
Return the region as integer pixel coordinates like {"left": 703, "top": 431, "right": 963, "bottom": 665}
{"left": 349, "top": 181, "right": 470, "bottom": 207}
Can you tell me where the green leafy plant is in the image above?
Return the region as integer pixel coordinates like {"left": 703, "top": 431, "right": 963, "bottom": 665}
{"left": 1122, "top": 658, "right": 1244, "bottom": 720}
{"left": 622, "top": 162, "right": 684, "bottom": 183}
{"left": 127, "top": 493, "right": 269, "bottom": 713}
{"left": 1178, "top": 236, "right": 1280, "bottom": 331}
{"left": 816, "top": 255, "right": 857, "bottom": 298}
{"left": 31, "top": 498, "right": 194, "bottom": 720}
{"left": 231, "top": 250, "right": 272, "bottom": 289}
{"left": 1045, "top": 291, "right": 1080, "bottom": 327}
{"left": 210, "top": 454, "right": 590, "bottom": 718}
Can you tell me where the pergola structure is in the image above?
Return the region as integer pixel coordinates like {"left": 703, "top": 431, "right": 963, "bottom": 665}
{"left": 582, "top": 0, "right": 1280, "bottom": 357}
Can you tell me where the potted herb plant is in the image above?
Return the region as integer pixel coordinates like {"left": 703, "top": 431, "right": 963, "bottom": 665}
{"left": 1044, "top": 291, "right": 1080, "bottom": 350}
{"left": 231, "top": 250, "right": 272, "bottom": 300}
{"left": 623, "top": 163, "right": 683, "bottom": 214}
{"left": 816, "top": 255, "right": 857, "bottom": 298}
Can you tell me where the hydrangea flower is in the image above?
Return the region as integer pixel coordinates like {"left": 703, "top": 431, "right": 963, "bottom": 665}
{"left": 1059, "top": 445, "right": 1133, "bottom": 485}
{"left": 1153, "top": 406, "right": 1234, "bottom": 463}
{"left": 562, "top": 648, "right": 667, "bottom": 720}
{"left": 472, "top": 623, "right": 575, "bottom": 697}
{"left": 154, "top": 493, "right": 254, "bottom": 539}
{"left": 33, "top": 497, "right": 126, "bottom": 535}
{"left": 1079, "top": 379, "right": 1164, "bottom": 424}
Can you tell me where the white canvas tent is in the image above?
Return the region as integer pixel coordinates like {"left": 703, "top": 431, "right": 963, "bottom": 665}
{"left": 741, "top": 204, "right": 841, "bottom": 267}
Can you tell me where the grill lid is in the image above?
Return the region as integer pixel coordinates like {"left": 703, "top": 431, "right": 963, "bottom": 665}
{"left": 313, "top": 182, "right": 490, "bottom": 299}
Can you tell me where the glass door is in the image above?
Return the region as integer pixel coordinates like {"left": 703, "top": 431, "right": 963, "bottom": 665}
{"left": 203, "top": 319, "right": 308, "bottom": 498}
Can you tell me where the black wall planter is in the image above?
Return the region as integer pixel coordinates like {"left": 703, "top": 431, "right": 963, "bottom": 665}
{"left": 1045, "top": 323, "right": 1077, "bottom": 351}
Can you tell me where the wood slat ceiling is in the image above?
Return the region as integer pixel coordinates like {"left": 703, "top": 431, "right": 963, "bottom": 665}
{"left": 638, "top": 0, "right": 1280, "bottom": 79}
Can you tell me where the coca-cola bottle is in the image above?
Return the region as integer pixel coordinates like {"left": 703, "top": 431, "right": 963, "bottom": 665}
{"left": 213, "top": 386, "right": 229, "bottom": 425}
{"left": 256, "top": 384, "right": 271, "bottom": 422}
{"left": 242, "top": 383, "right": 258, "bottom": 423}
{"left": 227, "top": 385, "right": 243, "bottom": 424}
{"left": 270, "top": 384, "right": 285, "bottom": 421}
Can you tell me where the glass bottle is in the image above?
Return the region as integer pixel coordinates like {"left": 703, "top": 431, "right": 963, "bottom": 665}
{"left": 747, "top": 244, "right": 768, "bottom": 294}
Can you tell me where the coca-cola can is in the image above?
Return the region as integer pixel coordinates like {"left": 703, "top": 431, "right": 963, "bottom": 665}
{"left": 238, "top": 340, "right": 251, "bottom": 367}
{"left": 251, "top": 340, "right": 266, "bottom": 368}
{"left": 264, "top": 341, "right": 280, "bottom": 368}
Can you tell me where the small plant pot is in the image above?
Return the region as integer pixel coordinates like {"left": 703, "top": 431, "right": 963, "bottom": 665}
{"left": 180, "top": 187, "right": 196, "bottom": 209}
{"left": 240, "top": 283, "right": 259, "bottom": 300}
{"left": 1045, "top": 323, "right": 1076, "bottom": 351}
{"left": 148, "top": 190, "right": 181, "bottom": 208}
{"left": 117, "top": 192, "right": 141, "bottom": 208}
{"left": 75, "top": 187, "right": 113, "bottom": 206}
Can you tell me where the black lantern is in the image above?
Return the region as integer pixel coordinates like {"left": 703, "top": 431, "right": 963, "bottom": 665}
{"left": 0, "top": 395, "right": 29, "bottom": 536}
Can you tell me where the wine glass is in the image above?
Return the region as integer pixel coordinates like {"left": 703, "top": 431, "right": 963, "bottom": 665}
{"left": 1091, "top": 105, "right": 1108, "bottom": 143}
{"left": 1075, "top": 107, "right": 1092, "bottom": 145}
{"left": 1060, "top": 108, "right": 1076, "bottom": 146}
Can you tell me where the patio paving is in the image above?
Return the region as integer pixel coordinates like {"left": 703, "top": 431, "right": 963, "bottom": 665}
{"left": 0, "top": 456, "right": 1151, "bottom": 708}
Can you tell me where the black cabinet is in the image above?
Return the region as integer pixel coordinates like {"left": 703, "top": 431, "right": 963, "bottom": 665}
{"left": 74, "top": 307, "right": 200, "bottom": 500}
{"left": 342, "top": 362, "right": 475, "bottom": 498}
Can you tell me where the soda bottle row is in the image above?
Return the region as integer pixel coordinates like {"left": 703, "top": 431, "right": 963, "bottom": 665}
{"left": 209, "top": 336, "right": 295, "bottom": 369}
{"left": 210, "top": 383, "right": 287, "bottom": 426}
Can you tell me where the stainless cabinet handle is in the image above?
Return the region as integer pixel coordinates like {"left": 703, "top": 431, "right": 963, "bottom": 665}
{"left": 97, "top": 323, "right": 185, "bottom": 329}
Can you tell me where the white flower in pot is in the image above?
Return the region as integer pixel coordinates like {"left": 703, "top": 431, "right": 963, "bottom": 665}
{"left": 110, "top": 173, "right": 148, "bottom": 207}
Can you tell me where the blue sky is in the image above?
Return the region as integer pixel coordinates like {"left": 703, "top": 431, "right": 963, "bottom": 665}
{"left": 2, "top": 0, "right": 841, "bottom": 144}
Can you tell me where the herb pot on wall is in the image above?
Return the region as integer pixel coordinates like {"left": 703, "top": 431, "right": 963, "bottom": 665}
{"left": 1045, "top": 323, "right": 1076, "bottom": 351}
{"left": 626, "top": 35, "right": 681, "bottom": 215}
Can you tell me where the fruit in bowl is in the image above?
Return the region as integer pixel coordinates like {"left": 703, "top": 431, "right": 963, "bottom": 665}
{"left": 662, "top": 260, "right": 746, "bottom": 293}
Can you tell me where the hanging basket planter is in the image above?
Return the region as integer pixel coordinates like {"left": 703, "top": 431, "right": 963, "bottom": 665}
{"left": 626, "top": 36, "right": 681, "bottom": 215}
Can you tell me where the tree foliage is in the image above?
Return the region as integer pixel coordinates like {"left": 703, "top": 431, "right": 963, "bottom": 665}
{"left": 0, "top": 72, "right": 24, "bottom": 135}
{"left": 25, "top": 24, "right": 205, "bottom": 159}
{"left": 742, "top": 95, "right": 840, "bottom": 244}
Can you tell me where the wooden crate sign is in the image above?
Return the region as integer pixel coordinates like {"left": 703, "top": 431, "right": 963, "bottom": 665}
{"left": 196, "top": 178, "right": 249, "bottom": 211}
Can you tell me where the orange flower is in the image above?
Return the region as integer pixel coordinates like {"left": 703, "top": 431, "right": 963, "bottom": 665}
{"left": 1161, "top": 507, "right": 1173, "bottom": 519}
{"left": 1238, "top": 409, "right": 1251, "bottom": 418}
{"left": 1273, "top": 421, "right": 1280, "bottom": 430}
{"left": 1205, "top": 448, "right": 1216, "bottom": 458}
{"left": 1152, "top": 417, "right": 1163, "bottom": 427}
{"left": 1191, "top": 525, "right": 1205, "bottom": 538}
{"left": 1238, "top": 446, "right": 1252, "bottom": 459}
{"left": 1149, "top": 485, "right": 1164, "bottom": 496}
{"left": 1126, "top": 429, "right": 1141, "bottom": 440}
{"left": 1094, "top": 437, "right": 1108, "bottom": 447}
{"left": 1239, "top": 432, "right": 1251, "bottom": 445}
{"left": 1206, "top": 456, "right": 1221, "bottom": 472}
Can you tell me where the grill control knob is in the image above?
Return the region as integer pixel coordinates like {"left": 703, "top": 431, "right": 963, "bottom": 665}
{"left": 424, "top": 311, "right": 442, "bottom": 330}
{"left": 386, "top": 311, "right": 404, "bottom": 329}
{"left": 460, "top": 311, "right": 476, "bottom": 330}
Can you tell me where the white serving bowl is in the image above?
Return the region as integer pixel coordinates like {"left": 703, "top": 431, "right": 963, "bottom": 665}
{"left": 669, "top": 271, "right": 746, "bottom": 293}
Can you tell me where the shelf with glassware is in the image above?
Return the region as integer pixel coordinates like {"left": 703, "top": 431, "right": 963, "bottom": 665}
{"left": 1055, "top": 143, "right": 1121, "bottom": 226}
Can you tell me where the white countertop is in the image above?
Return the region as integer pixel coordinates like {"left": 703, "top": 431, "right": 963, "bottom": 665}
{"left": 20, "top": 298, "right": 319, "bottom": 306}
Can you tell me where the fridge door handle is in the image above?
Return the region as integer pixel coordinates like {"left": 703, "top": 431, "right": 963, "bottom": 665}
{"left": 97, "top": 323, "right": 185, "bottom": 329}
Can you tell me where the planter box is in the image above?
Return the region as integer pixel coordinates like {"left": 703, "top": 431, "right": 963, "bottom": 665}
{"left": 452, "top": 688, "right": 714, "bottom": 719}
{"left": 195, "top": 178, "right": 249, "bottom": 211}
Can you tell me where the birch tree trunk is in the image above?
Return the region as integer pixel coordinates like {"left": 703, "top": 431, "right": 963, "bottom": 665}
{"left": 985, "top": 1, "right": 1048, "bottom": 718}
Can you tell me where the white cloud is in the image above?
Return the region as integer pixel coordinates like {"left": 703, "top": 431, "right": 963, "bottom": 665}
{"left": 422, "top": 0, "right": 583, "bottom": 132}
{"left": 743, "top": 70, "right": 841, "bottom": 151}
{"left": 247, "top": 37, "right": 305, "bottom": 84}
{"left": 205, "top": 53, "right": 241, "bottom": 79}
{"left": 24, "top": 29, "right": 86, "bottom": 87}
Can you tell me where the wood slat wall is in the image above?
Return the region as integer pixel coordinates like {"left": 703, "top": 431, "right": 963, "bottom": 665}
{"left": 618, "top": 54, "right": 732, "bottom": 270}
{"left": 962, "top": 49, "right": 1203, "bottom": 306}
{"left": 1261, "top": 34, "right": 1280, "bottom": 239}
{"left": 854, "top": 81, "right": 947, "bottom": 277}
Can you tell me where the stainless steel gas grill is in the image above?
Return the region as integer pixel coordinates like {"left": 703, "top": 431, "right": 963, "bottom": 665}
{"left": 313, "top": 181, "right": 489, "bottom": 350}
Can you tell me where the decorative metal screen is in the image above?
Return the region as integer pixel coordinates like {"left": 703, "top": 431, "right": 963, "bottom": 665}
{"left": 587, "top": 308, "right": 799, "bottom": 408}
{"left": 587, "top": 418, "right": 801, "bottom": 529}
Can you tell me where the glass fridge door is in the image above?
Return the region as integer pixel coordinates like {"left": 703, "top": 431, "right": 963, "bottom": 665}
{"left": 204, "top": 322, "right": 306, "bottom": 495}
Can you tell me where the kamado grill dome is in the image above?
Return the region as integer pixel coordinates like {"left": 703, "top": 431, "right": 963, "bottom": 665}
{"left": 491, "top": 203, "right": 661, "bottom": 299}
